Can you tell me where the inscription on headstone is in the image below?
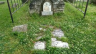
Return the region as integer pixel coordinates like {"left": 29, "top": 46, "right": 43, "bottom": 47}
{"left": 43, "top": 2, "right": 51, "bottom": 11}
{"left": 42, "top": 2, "right": 53, "bottom": 15}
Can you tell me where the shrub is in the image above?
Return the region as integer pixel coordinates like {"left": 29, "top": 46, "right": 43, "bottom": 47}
{"left": 64, "top": 0, "right": 74, "bottom": 3}
{"left": 21, "top": 0, "right": 27, "bottom": 3}
{"left": 90, "top": 0, "right": 96, "bottom": 4}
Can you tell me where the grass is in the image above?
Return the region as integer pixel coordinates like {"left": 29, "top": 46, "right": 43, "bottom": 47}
{"left": 0, "top": 1, "right": 96, "bottom": 54}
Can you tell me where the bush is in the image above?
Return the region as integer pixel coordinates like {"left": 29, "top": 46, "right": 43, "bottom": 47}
{"left": 90, "top": 0, "right": 96, "bottom": 4}
{"left": 64, "top": 0, "right": 74, "bottom": 3}
{"left": 22, "top": 0, "right": 27, "bottom": 3}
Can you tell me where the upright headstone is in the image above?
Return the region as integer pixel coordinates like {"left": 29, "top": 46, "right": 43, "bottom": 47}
{"left": 42, "top": 2, "right": 53, "bottom": 15}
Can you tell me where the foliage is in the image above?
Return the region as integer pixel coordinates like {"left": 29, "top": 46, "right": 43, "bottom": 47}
{"left": 90, "top": 0, "right": 96, "bottom": 5}
{"left": 64, "top": 0, "right": 74, "bottom": 3}
{"left": 21, "top": 0, "right": 27, "bottom": 3}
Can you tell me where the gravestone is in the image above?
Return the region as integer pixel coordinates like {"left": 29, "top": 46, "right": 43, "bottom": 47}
{"left": 42, "top": 2, "right": 53, "bottom": 15}
{"left": 29, "top": 0, "right": 43, "bottom": 14}
{"left": 13, "top": 24, "right": 27, "bottom": 32}
{"left": 29, "top": 0, "right": 65, "bottom": 14}
{"left": 0, "top": 1, "right": 5, "bottom": 5}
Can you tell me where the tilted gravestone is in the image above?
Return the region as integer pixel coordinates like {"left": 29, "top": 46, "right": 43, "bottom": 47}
{"left": 42, "top": 2, "right": 53, "bottom": 15}
{"left": 0, "top": 1, "right": 5, "bottom": 5}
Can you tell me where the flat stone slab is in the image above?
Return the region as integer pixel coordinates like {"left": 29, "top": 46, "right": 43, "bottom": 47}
{"left": 52, "top": 29, "right": 64, "bottom": 38}
{"left": 13, "top": 24, "right": 27, "bottom": 32}
{"left": 0, "top": 1, "right": 5, "bottom": 4}
{"left": 51, "top": 38, "right": 69, "bottom": 48}
{"left": 34, "top": 41, "right": 45, "bottom": 50}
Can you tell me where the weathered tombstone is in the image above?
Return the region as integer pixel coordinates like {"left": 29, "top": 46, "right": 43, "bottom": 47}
{"left": 42, "top": 2, "right": 53, "bottom": 15}
{"left": 13, "top": 24, "right": 27, "bottom": 32}
{"left": 29, "top": 0, "right": 65, "bottom": 14}
{"left": 0, "top": 1, "right": 5, "bottom": 5}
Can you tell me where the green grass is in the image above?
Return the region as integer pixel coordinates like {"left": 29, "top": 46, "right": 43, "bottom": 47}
{"left": 0, "top": 1, "right": 96, "bottom": 54}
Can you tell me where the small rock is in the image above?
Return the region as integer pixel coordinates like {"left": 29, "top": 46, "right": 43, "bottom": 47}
{"left": 43, "top": 29, "right": 46, "bottom": 31}
{"left": 52, "top": 29, "right": 64, "bottom": 38}
{"left": 13, "top": 24, "right": 27, "bottom": 32}
{"left": 39, "top": 28, "right": 43, "bottom": 30}
{"left": 39, "top": 28, "right": 46, "bottom": 31}
{"left": 34, "top": 41, "right": 45, "bottom": 50}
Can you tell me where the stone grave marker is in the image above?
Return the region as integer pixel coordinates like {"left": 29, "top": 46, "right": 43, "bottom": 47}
{"left": 29, "top": 0, "right": 65, "bottom": 14}
{"left": 42, "top": 2, "right": 53, "bottom": 15}
{"left": 13, "top": 24, "right": 27, "bottom": 32}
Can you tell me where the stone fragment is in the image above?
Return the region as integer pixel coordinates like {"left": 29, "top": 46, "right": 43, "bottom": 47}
{"left": 51, "top": 38, "right": 69, "bottom": 48}
{"left": 39, "top": 28, "right": 43, "bottom": 30}
{"left": 51, "top": 41, "right": 69, "bottom": 48}
{"left": 13, "top": 24, "right": 27, "bottom": 32}
{"left": 39, "top": 28, "right": 46, "bottom": 31}
{"left": 34, "top": 41, "right": 45, "bottom": 50}
{"left": 52, "top": 29, "right": 64, "bottom": 38}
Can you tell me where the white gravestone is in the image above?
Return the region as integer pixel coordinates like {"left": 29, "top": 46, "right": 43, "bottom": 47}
{"left": 42, "top": 2, "right": 53, "bottom": 15}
